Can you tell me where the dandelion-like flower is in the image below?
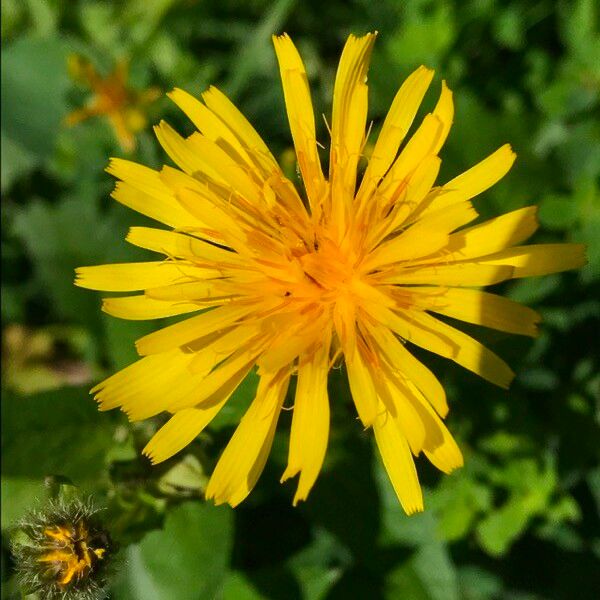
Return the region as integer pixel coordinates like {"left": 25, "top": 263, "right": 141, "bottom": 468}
{"left": 76, "top": 33, "right": 585, "bottom": 513}
{"left": 11, "top": 497, "right": 112, "bottom": 600}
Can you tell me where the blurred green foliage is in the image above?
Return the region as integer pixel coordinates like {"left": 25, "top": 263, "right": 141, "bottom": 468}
{"left": 1, "top": 0, "right": 599, "bottom": 598}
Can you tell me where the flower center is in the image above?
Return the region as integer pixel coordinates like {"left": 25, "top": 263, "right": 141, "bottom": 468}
{"left": 297, "top": 235, "right": 358, "bottom": 299}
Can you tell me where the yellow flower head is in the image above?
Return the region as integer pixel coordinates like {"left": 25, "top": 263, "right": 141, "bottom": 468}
{"left": 75, "top": 33, "right": 585, "bottom": 514}
{"left": 65, "top": 55, "right": 160, "bottom": 152}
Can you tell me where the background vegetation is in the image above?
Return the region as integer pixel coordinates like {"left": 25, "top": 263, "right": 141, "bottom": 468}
{"left": 2, "top": 0, "right": 599, "bottom": 598}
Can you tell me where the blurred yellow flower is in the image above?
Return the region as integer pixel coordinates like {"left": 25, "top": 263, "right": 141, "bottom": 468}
{"left": 76, "top": 33, "right": 585, "bottom": 513}
{"left": 65, "top": 55, "right": 159, "bottom": 152}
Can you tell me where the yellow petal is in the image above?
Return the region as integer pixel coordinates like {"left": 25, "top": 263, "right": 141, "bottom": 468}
{"left": 406, "top": 383, "right": 463, "bottom": 473}
{"left": 376, "top": 114, "right": 443, "bottom": 202}
{"left": 359, "top": 65, "right": 434, "bottom": 199}
{"left": 272, "top": 34, "right": 326, "bottom": 211}
{"left": 206, "top": 369, "right": 290, "bottom": 507}
{"left": 431, "top": 80, "right": 454, "bottom": 155}
{"left": 373, "top": 405, "right": 423, "bottom": 515}
{"left": 362, "top": 319, "right": 448, "bottom": 417}
{"left": 411, "top": 287, "right": 540, "bottom": 337}
{"left": 154, "top": 121, "right": 217, "bottom": 178}
{"left": 377, "top": 262, "right": 514, "bottom": 286}
{"left": 411, "top": 187, "right": 465, "bottom": 220}
{"left": 145, "top": 280, "right": 236, "bottom": 303}
{"left": 102, "top": 294, "right": 202, "bottom": 320}
{"left": 257, "top": 311, "right": 326, "bottom": 374}
{"left": 281, "top": 334, "right": 331, "bottom": 504}
{"left": 92, "top": 350, "right": 196, "bottom": 419}
{"left": 135, "top": 301, "right": 264, "bottom": 355}
{"left": 423, "top": 416, "right": 464, "bottom": 474}
{"left": 155, "top": 121, "right": 260, "bottom": 202}
{"left": 175, "top": 187, "right": 249, "bottom": 253}
{"left": 329, "top": 33, "right": 377, "bottom": 229}
{"left": 360, "top": 303, "right": 454, "bottom": 359}
{"left": 199, "top": 86, "right": 285, "bottom": 185}
{"left": 108, "top": 164, "right": 199, "bottom": 228}
{"left": 372, "top": 362, "right": 426, "bottom": 454}
{"left": 107, "top": 158, "right": 172, "bottom": 196}
{"left": 184, "top": 132, "right": 261, "bottom": 203}
{"left": 167, "top": 87, "right": 256, "bottom": 170}
{"left": 169, "top": 347, "right": 261, "bottom": 413}
{"left": 74, "top": 262, "right": 217, "bottom": 292}
{"left": 141, "top": 362, "right": 258, "bottom": 464}
{"left": 126, "top": 226, "right": 243, "bottom": 265}
{"left": 391, "top": 378, "right": 463, "bottom": 473}
{"left": 390, "top": 154, "right": 441, "bottom": 221}
{"left": 143, "top": 407, "right": 220, "bottom": 464}
{"left": 478, "top": 243, "right": 587, "bottom": 277}
{"left": 94, "top": 343, "right": 257, "bottom": 421}
{"left": 427, "top": 206, "right": 539, "bottom": 263}
{"left": 345, "top": 338, "right": 380, "bottom": 427}
{"left": 187, "top": 324, "right": 261, "bottom": 377}
{"left": 402, "top": 310, "right": 515, "bottom": 388}
{"left": 443, "top": 143, "right": 516, "bottom": 200}
{"left": 363, "top": 154, "right": 441, "bottom": 249}
{"left": 364, "top": 201, "right": 477, "bottom": 269}
{"left": 333, "top": 294, "right": 358, "bottom": 358}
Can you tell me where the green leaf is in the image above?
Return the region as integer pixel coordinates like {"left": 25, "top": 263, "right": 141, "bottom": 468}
{"left": 476, "top": 458, "right": 557, "bottom": 556}
{"left": 1, "top": 36, "right": 69, "bottom": 191}
{"left": 12, "top": 198, "right": 120, "bottom": 326}
{"left": 223, "top": 572, "right": 266, "bottom": 600}
{"left": 539, "top": 195, "right": 578, "bottom": 230}
{"left": 559, "top": 121, "right": 600, "bottom": 186}
{"left": 111, "top": 500, "right": 233, "bottom": 600}
{"left": 11, "top": 197, "right": 150, "bottom": 335}
{"left": 376, "top": 462, "right": 459, "bottom": 600}
{"left": 1, "top": 386, "right": 115, "bottom": 526}
{"left": 574, "top": 182, "right": 600, "bottom": 283}
{"left": 457, "top": 566, "right": 503, "bottom": 600}
{"left": 0, "top": 478, "right": 46, "bottom": 526}
{"left": 157, "top": 454, "right": 207, "bottom": 497}
{"left": 476, "top": 498, "right": 530, "bottom": 557}
{"left": 286, "top": 527, "right": 348, "bottom": 600}
{"left": 507, "top": 274, "right": 561, "bottom": 304}
{"left": 225, "top": 0, "right": 297, "bottom": 98}
{"left": 78, "top": 2, "right": 120, "bottom": 51}
{"left": 26, "top": 0, "right": 58, "bottom": 37}
{"left": 429, "top": 472, "right": 492, "bottom": 542}
{"left": 383, "top": 3, "right": 456, "bottom": 70}
{"left": 493, "top": 6, "right": 525, "bottom": 50}
{"left": 2, "top": 386, "right": 115, "bottom": 482}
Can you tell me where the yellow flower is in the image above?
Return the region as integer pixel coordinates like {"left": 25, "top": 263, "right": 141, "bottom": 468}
{"left": 75, "top": 33, "right": 585, "bottom": 514}
{"left": 65, "top": 55, "right": 160, "bottom": 152}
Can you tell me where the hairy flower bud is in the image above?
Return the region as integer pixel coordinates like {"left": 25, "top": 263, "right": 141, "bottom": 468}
{"left": 11, "top": 497, "right": 113, "bottom": 600}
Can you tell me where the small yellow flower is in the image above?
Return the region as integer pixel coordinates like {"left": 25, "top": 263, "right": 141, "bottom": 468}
{"left": 65, "top": 55, "right": 159, "bottom": 152}
{"left": 76, "top": 33, "right": 585, "bottom": 513}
